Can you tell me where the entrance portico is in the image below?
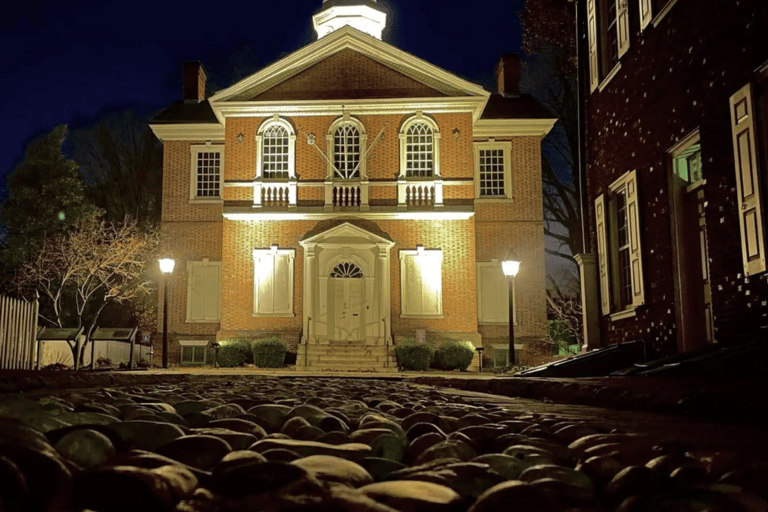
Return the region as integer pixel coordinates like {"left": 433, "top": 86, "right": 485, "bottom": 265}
{"left": 300, "top": 222, "right": 395, "bottom": 346}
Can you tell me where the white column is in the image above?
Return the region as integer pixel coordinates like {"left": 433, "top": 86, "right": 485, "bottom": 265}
{"left": 575, "top": 253, "right": 600, "bottom": 351}
{"left": 378, "top": 245, "right": 391, "bottom": 345}
{"left": 303, "top": 245, "right": 316, "bottom": 345}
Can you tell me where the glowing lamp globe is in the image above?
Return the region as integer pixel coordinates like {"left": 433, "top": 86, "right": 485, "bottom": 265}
{"left": 159, "top": 258, "right": 176, "bottom": 274}
{"left": 501, "top": 251, "right": 520, "bottom": 278}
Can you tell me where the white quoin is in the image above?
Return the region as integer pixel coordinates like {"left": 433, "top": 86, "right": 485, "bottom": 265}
{"left": 312, "top": 1, "right": 387, "bottom": 40}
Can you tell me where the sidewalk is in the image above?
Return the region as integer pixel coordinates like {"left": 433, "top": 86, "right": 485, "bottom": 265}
{"left": 1, "top": 367, "right": 765, "bottom": 424}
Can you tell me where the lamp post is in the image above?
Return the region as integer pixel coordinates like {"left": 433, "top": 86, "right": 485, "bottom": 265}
{"left": 501, "top": 249, "right": 521, "bottom": 366}
{"left": 158, "top": 258, "right": 176, "bottom": 369}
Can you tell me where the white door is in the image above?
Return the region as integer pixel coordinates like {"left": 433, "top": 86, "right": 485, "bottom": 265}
{"left": 332, "top": 279, "right": 364, "bottom": 341}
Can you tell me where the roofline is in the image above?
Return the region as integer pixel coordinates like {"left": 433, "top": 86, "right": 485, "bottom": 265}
{"left": 473, "top": 118, "right": 557, "bottom": 138}
{"left": 149, "top": 123, "right": 225, "bottom": 142}
{"left": 209, "top": 26, "right": 490, "bottom": 121}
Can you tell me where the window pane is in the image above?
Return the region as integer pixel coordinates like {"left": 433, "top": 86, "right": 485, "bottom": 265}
{"left": 196, "top": 151, "right": 221, "bottom": 197}
{"left": 334, "top": 124, "right": 361, "bottom": 179}
{"left": 405, "top": 123, "right": 434, "bottom": 178}
{"left": 479, "top": 149, "right": 505, "bottom": 196}
{"left": 263, "top": 126, "right": 290, "bottom": 179}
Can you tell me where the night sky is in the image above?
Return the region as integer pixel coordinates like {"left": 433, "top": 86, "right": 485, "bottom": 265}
{"left": 0, "top": 0, "right": 526, "bottom": 178}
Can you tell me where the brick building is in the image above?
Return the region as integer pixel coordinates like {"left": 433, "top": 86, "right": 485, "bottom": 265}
{"left": 575, "top": 0, "right": 768, "bottom": 355}
{"left": 150, "top": 0, "right": 554, "bottom": 370}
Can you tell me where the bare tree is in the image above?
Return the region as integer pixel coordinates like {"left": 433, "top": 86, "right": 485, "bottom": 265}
{"left": 15, "top": 215, "right": 159, "bottom": 364}
{"left": 520, "top": 0, "right": 583, "bottom": 267}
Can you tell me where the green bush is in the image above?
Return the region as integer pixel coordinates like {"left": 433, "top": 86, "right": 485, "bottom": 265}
{"left": 433, "top": 340, "right": 475, "bottom": 371}
{"left": 252, "top": 337, "right": 287, "bottom": 368}
{"left": 217, "top": 339, "right": 252, "bottom": 367}
{"left": 396, "top": 338, "right": 435, "bottom": 371}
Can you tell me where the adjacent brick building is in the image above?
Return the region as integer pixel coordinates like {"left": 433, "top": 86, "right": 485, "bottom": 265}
{"left": 575, "top": 0, "right": 768, "bottom": 355}
{"left": 150, "top": 0, "right": 554, "bottom": 370}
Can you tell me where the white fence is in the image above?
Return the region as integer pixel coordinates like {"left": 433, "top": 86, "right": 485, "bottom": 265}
{"left": 0, "top": 294, "right": 39, "bottom": 370}
{"left": 38, "top": 339, "right": 152, "bottom": 368}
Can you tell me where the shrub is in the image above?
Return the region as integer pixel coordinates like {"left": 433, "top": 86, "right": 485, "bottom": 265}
{"left": 433, "top": 340, "right": 475, "bottom": 371}
{"left": 96, "top": 357, "right": 112, "bottom": 368}
{"left": 396, "top": 338, "right": 435, "bottom": 371}
{"left": 136, "top": 358, "right": 149, "bottom": 368}
{"left": 252, "top": 337, "right": 287, "bottom": 368}
{"left": 217, "top": 340, "right": 252, "bottom": 367}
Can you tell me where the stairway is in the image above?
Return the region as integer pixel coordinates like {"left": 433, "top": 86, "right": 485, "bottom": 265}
{"left": 296, "top": 340, "right": 398, "bottom": 372}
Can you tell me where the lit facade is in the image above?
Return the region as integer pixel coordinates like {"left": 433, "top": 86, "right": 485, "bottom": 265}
{"left": 151, "top": 1, "right": 554, "bottom": 369}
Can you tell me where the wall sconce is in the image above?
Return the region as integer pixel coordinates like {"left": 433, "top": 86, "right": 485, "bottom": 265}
{"left": 307, "top": 133, "right": 316, "bottom": 145}
{"left": 236, "top": 133, "right": 244, "bottom": 144}
{"left": 453, "top": 128, "right": 460, "bottom": 139}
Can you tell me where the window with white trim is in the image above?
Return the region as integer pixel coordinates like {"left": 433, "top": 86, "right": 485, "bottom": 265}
{"left": 190, "top": 145, "right": 223, "bottom": 200}
{"left": 639, "top": 0, "right": 678, "bottom": 30}
{"left": 328, "top": 117, "right": 366, "bottom": 180}
{"left": 186, "top": 260, "right": 221, "bottom": 322}
{"left": 730, "top": 77, "right": 768, "bottom": 276}
{"left": 400, "top": 247, "right": 442, "bottom": 317}
{"left": 179, "top": 340, "right": 208, "bottom": 364}
{"left": 476, "top": 261, "right": 513, "bottom": 324}
{"left": 253, "top": 246, "right": 295, "bottom": 316}
{"left": 587, "top": 0, "right": 630, "bottom": 92}
{"left": 474, "top": 142, "right": 512, "bottom": 198}
{"left": 400, "top": 115, "right": 441, "bottom": 178}
{"left": 256, "top": 117, "right": 296, "bottom": 179}
{"left": 595, "top": 170, "right": 645, "bottom": 317}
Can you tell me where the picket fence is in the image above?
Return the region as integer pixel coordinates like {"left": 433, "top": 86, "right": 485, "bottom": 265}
{"left": 0, "top": 294, "right": 39, "bottom": 370}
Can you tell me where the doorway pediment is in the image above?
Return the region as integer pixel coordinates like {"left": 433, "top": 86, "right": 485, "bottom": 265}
{"left": 300, "top": 221, "right": 395, "bottom": 248}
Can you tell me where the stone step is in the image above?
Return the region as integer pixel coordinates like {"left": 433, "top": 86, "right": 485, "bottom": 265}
{"left": 305, "top": 356, "right": 394, "bottom": 365}
{"left": 299, "top": 363, "right": 399, "bottom": 372}
{"left": 302, "top": 347, "right": 391, "bottom": 356}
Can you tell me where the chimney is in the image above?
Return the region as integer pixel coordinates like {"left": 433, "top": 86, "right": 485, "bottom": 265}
{"left": 183, "top": 61, "right": 207, "bottom": 101}
{"left": 495, "top": 53, "right": 521, "bottom": 96}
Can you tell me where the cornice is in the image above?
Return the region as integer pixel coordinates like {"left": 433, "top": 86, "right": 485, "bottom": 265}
{"left": 215, "top": 97, "right": 486, "bottom": 120}
{"left": 473, "top": 118, "right": 557, "bottom": 138}
{"left": 223, "top": 207, "right": 475, "bottom": 221}
{"left": 149, "top": 123, "right": 225, "bottom": 142}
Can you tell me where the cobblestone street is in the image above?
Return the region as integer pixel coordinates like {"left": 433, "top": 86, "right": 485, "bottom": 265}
{"left": 2, "top": 374, "right": 768, "bottom": 511}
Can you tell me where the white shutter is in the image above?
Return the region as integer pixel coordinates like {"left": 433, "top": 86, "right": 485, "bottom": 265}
{"left": 595, "top": 194, "right": 611, "bottom": 314}
{"left": 404, "top": 256, "right": 423, "bottom": 315}
{"left": 639, "top": 0, "right": 652, "bottom": 30}
{"left": 625, "top": 171, "right": 645, "bottom": 306}
{"left": 616, "top": 0, "right": 630, "bottom": 58}
{"left": 188, "top": 265, "right": 205, "bottom": 320}
{"left": 203, "top": 265, "right": 220, "bottom": 321}
{"left": 421, "top": 252, "right": 442, "bottom": 316}
{"left": 256, "top": 254, "right": 275, "bottom": 314}
{"left": 587, "top": 0, "right": 600, "bottom": 92}
{"left": 730, "top": 83, "right": 767, "bottom": 276}
{"left": 477, "top": 264, "right": 509, "bottom": 323}
{"left": 273, "top": 253, "right": 292, "bottom": 314}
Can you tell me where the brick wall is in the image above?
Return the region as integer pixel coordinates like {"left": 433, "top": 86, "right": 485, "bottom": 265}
{"left": 581, "top": 0, "right": 768, "bottom": 354}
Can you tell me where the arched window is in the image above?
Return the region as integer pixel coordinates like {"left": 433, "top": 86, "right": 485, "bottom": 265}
{"left": 256, "top": 117, "right": 296, "bottom": 179}
{"left": 327, "top": 116, "right": 367, "bottom": 180}
{"left": 334, "top": 125, "right": 361, "bottom": 179}
{"left": 330, "top": 262, "right": 364, "bottom": 278}
{"left": 400, "top": 115, "right": 441, "bottom": 179}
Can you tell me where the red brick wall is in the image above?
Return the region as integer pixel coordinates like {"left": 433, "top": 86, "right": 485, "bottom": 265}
{"left": 580, "top": 0, "right": 768, "bottom": 354}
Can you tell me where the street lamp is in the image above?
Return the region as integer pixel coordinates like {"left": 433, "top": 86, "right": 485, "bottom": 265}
{"left": 158, "top": 258, "right": 175, "bottom": 369}
{"left": 501, "top": 249, "right": 521, "bottom": 366}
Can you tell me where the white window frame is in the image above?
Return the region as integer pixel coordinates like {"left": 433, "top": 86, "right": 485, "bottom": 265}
{"left": 474, "top": 141, "right": 512, "bottom": 200}
{"left": 179, "top": 339, "right": 208, "bottom": 364}
{"left": 256, "top": 116, "right": 296, "bottom": 179}
{"left": 492, "top": 343, "right": 524, "bottom": 366}
{"left": 189, "top": 144, "right": 224, "bottom": 202}
{"left": 399, "top": 114, "right": 441, "bottom": 179}
{"left": 399, "top": 246, "right": 443, "bottom": 318}
{"left": 253, "top": 245, "right": 295, "bottom": 317}
{"left": 476, "top": 261, "right": 515, "bottom": 325}
{"left": 327, "top": 115, "right": 367, "bottom": 180}
{"left": 596, "top": 170, "right": 645, "bottom": 320}
{"left": 587, "top": 0, "right": 630, "bottom": 93}
{"left": 186, "top": 259, "right": 221, "bottom": 323}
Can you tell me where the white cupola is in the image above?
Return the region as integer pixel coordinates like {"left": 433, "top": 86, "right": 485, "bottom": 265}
{"left": 312, "top": 0, "right": 388, "bottom": 40}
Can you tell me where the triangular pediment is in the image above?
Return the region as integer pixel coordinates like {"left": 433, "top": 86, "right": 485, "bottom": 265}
{"left": 300, "top": 221, "right": 394, "bottom": 247}
{"left": 248, "top": 48, "right": 448, "bottom": 101}
{"left": 210, "top": 26, "right": 488, "bottom": 104}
